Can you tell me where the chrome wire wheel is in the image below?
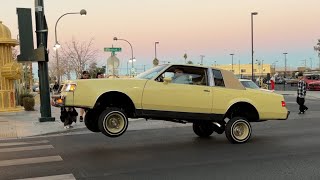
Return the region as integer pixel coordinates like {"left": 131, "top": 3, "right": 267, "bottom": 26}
{"left": 104, "top": 113, "right": 125, "bottom": 134}
{"left": 232, "top": 121, "right": 250, "bottom": 141}
{"left": 225, "top": 117, "right": 252, "bottom": 144}
{"left": 98, "top": 108, "right": 129, "bottom": 138}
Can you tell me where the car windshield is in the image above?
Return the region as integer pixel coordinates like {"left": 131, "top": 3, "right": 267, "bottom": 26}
{"left": 241, "top": 80, "right": 260, "bottom": 89}
{"left": 135, "top": 64, "right": 168, "bottom": 79}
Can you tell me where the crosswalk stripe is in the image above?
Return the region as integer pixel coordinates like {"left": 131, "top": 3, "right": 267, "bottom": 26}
{"left": 0, "top": 140, "right": 49, "bottom": 147}
{"left": 0, "top": 145, "right": 53, "bottom": 153}
{"left": 0, "top": 156, "right": 62, "bottom": 167}
{"left": 14, "top": 173, "right": 76, "bottom": 180}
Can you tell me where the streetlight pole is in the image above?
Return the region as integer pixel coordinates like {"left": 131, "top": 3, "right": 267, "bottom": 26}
{"left": 214, "top": 60, "right": 217, "bottom": 67}
{"left": 272, "top": 60, "right": 278, "bottom": 75}
{"left": 113, "top": 37, "right": 134, "bottom": 77}
{"left": 126, "top": 61, "right": 129, "bottom": 76}
{"left": 251, "top": 12, "right": 258, "bottom": 81}
{"left": 283, "top": 53, "right": 288, "bottom": 78}
{"left": 230, "top": 53, "right": 234, "bottom": 72}
{"left": 155, "top": 41, "right": 159, "bottom": 59}
{"left": 283, "top": 52, "right": 288, "bottom": 91}
{"left": 261, "top": 60, "right": 264, "bottom": 76}
{"left": 54, "top": 9, "right": 87, "bottom": 85}
{"left": 238, "top": 59, "right": 241, "bottom": 76}
{"left": 200, "top": 55, "right": 205, "bottom": 65}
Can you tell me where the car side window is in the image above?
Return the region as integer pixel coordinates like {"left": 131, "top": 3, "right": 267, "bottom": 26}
{"left": 163, "top": 72, "right": 174, "bottom": 78}
{"left": 187, "top": 68, "right": 208, "bottom": 86}
{"left": 212, "top": 69, "right": 225, "bottom": 87}
{"left": 156, "top": 66, "right": 208, "bottom": 86}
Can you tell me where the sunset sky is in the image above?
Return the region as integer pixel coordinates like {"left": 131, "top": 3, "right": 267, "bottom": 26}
{"left": 1, "top": 0, "right": 320, "bottom": 73}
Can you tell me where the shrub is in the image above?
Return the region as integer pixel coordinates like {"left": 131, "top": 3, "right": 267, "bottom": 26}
{"left": 19, "top": 93, "right": 34, "bottom": 106}
{"left": 23, "top": 97, "right": 35, "bottom": 111}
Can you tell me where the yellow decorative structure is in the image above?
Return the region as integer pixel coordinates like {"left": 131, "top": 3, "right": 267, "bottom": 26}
{"left": 0, "top": 21, "right": 23, "bottom": 112}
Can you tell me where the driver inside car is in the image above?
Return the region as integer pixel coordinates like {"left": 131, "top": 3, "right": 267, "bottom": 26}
{"left": 172, "top": 68, "right": 190, "bottom": 84}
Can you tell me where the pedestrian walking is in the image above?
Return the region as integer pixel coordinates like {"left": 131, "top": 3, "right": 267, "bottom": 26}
{"left": 270, "top": 76, "right": 275, "bottom": 91}
{"left": 297, "top": 72, "right": 308, "bottom": 114}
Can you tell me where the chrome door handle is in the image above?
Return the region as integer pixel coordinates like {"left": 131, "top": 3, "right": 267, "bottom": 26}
{"left": 203, "top": 89, "right": 210, "bottom": 92}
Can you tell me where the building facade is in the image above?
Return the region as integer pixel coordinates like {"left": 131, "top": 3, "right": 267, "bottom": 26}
{"left": 214, "top": 64, "right": 275, "bottom": 78}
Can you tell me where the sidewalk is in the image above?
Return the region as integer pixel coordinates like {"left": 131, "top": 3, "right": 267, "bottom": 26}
{"left": 274, "top": 90, "right": 320, "bottom": 100}
{"left": 0, "top": 104, "right": 87, "bottom": 139}
{"left": 0, "top": 103, "right": 146, "bottom": 140}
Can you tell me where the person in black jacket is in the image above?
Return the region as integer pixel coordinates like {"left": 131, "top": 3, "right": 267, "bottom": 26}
{"left": 297, "top": 72, "right": 308, "bottom": 114}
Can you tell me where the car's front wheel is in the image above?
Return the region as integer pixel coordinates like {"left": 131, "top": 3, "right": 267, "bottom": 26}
{"left": 193, "top": 122, "right": 214, "bottom": 137}
{"left": 84, "top": 109, "right": 100, "bottom": 132}
{"left": 225, "top": 117, "right": 251, "bottom": 144}
{"left": 98, "top": 108, "right": 129, "bottom": 137}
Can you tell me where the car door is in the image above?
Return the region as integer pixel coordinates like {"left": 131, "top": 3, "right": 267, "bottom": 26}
{"left": 141, "top": 66, "right": 212, "bottom": 116}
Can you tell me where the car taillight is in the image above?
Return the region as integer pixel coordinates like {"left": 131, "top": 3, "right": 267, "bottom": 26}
{"left": 282, "top": 101, "right": 286, "bottom": 107}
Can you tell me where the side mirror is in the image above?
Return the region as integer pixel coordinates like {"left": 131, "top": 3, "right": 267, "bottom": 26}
{"left": 163, "top": 77, "right": 172, "bottom": 84}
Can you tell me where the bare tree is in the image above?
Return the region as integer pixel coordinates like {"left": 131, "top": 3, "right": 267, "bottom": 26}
{"left": 60, "top": 38, "right": 98, "bottom": 78}
{"left": 12, "top": 47, "right": 19, "bottom": 60}
{"left": 48, "top": 58, "right": 58, "bottom": 82}
{"left": 49, "top": 51, "right": 79, "bottom": 82}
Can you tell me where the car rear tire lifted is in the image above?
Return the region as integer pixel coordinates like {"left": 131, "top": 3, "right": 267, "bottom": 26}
{"left": 192, "top": 116, "right": 252, "bottom": 144}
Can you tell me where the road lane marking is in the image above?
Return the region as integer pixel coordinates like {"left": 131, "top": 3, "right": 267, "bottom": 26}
{"left": 14, "top": 173, "right": 76, "bottom": 180}
{"left": 0, "top": 156, "right": 62, "bottom": 167}
{"left": 0, "top": 145, "right": 53, "bottom": 153}
{"left": 0, "top": 140, "right": 49, "bottom": 147}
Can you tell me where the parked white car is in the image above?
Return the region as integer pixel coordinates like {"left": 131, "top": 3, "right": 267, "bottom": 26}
{"left": 239, "top": 79, "right": 273, "bottom": 92}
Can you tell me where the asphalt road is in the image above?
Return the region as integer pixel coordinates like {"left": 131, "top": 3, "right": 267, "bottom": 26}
{"left": 0, "top": 96, "right": 319, "bottom": 180}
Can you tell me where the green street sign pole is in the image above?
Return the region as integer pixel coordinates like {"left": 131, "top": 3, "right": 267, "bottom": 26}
{"left": 35, "top": 0, "right": 55, "bottom": 122}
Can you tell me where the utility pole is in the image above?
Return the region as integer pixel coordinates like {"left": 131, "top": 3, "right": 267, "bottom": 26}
{"left": 301, "top": 59, "right": 307, "bottom": 70}
{"left": 200, "top": 55, "right": 205, "bottom": 65}
{"left": 35, "top": 0, "right": 55, "bottom": 122}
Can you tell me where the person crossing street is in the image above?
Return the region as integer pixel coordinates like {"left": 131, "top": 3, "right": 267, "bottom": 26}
{"left": 297, "top": 72, "right": 308, "bottom": 114}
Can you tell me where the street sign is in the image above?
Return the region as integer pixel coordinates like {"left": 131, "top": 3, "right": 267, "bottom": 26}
{"left": 104, "top": 47, "right": 122, "bottom": 52}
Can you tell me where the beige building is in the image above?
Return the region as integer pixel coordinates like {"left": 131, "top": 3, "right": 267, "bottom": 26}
{"left": 214, "top": 64, "right": 275, "bottom": 78}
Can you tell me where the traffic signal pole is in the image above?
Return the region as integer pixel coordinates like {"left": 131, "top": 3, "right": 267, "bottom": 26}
{"left": 35, "top": 0, "right": 55, "bottom": 122}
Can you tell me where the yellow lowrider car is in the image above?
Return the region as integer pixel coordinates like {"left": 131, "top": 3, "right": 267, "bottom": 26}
{"left": 52, "top": 64, "right": 290, "bottom": 144}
